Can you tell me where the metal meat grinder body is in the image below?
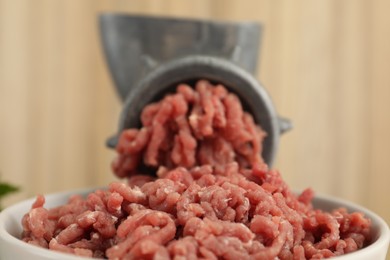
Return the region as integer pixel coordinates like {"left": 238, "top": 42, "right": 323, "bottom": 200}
{"left": 99, "top": 14, "right": 291, "bottom": 166}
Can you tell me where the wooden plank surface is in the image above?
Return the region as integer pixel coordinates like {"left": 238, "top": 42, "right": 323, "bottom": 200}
{"left": 0, "top": 3, "right": 389, "bottom": 258}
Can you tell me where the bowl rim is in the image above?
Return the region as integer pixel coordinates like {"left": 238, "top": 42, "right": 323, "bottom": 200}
{"left": 0, "top": 187, "right": 389, "bottom": 259}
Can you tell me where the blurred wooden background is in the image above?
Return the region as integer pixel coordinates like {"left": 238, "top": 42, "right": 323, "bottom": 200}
{"left": 1, "top": 0, "right": 389, "bottom": 244}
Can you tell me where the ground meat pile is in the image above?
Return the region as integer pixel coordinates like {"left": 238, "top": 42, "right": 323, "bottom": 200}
{"left": 21, "top": 80, "right": 371, "bottom": 259}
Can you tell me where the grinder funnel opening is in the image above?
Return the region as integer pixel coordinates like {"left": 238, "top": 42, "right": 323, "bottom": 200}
{"left": 117, "top": 56, "right": 283, "bottom": 166}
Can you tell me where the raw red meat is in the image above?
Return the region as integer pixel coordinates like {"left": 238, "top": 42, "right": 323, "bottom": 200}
{"left": 21, "top": 80, "right": 371, "bottom": 259}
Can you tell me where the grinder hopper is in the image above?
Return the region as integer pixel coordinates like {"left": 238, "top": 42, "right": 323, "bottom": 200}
{"left": 99, "top": 14, "right": 291, "bottom": 167}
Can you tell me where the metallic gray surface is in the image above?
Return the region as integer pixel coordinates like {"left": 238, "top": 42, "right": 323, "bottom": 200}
{"left": 99, "top": 14, "right": 291, "bottom": 167}
{"left": 99, "top": 14, "right": 261, "bottom": 100}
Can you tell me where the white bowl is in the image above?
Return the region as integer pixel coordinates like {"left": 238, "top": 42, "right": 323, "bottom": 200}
{"left": 0, "top": 188, "right": 389, "bottom": 260}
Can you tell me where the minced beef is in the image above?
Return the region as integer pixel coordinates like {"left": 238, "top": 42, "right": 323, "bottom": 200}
{"left": 21, "top": 80, "right": 371, "bottom": 259}
{"left": 112, "top": 80, "right": 266, "bottom": 177}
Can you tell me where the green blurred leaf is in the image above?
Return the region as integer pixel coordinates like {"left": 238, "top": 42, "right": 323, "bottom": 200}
{"left": 0, "top": 182, "right": 19, "bottom": 198}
